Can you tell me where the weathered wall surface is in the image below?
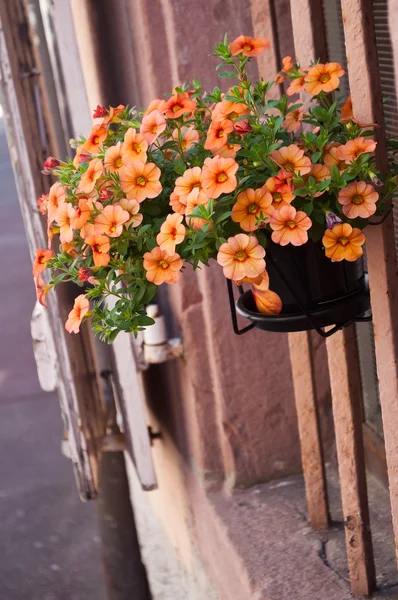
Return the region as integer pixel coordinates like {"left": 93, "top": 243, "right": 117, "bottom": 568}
{"left": 67, "top": 0, "right": 304, "bottom": 592}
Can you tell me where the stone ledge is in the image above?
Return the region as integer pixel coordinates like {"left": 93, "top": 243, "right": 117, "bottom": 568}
{"left": 192, "top": 470, "right": 398, "bottom": 600}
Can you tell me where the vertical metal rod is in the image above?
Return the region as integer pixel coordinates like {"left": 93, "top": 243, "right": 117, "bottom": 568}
{"left": 288, "top": 331, "right": 330, "bottom": 530}
{"left": 97, "top": 451, "right": 152, "bottom": 600}
{"left": 326, "top": 326, "right": 376, "bottom": 596}
{"left": 342, "top": 0, "right": 398, "bottom": 569}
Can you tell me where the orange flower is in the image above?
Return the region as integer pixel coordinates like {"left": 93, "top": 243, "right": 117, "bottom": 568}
{"left": 79, "top": 158, "right": 104, "bottom": 194}
{"left": 94, "top": 204, "right": 130, "bottom": 238}
{"left": 338, "top": 181, "right": 378, "bottom": 219}
{"left": 73, "top": 146, "right": 92, "bottom": 168}
{"left": 283, "top": 103, "right": 304, "bottom": 133}
{"left": 341, "top": 95, "right": 353, "bottom": 119}
{"left": 156, "top": 213, "right": 186, "bottom": 255}
{"left": 83, "top": 124, "right": 107, "bottom": 153}
{"left": 252, "top": 285, "right": 282, "bottom": 315}
{"left": 140, "top": 110, "right": 167, "bottom": 145}
{"left": 172, "top": 126, "right": 199, "bottom": 153}
{"left": 163, "top": 92, "right": 196, "bottom": 119}
{"left": 202, "top": 156, "right": 239, "bottom": 199}
{"left": 262, "top": 176, "right": 295, "bottom": 209}
{"left": 174, "top": 166, "right": 208, "bottom": 204}
{"left": 143, "top": 99, "right": 167, "bottom": 117}
{"left": 270, "top": 205, "right": 312, "bottom": 246}
{"left": 143, "top": 246, "right": 183, "bottom": 285}
{"left": 287, "top": 75, "right": 306, "bottom": 96}
{"left": 322, "top": 223, "right": 365, "bottom": 262}
{"left": 33, "top": 249, "right": 53, "bottom": 276}
{"left": 232, "top": 188, "right": 273, "bottom": 232}
{"left": 217, "top": 233, "right": 266, "bottom": 282}
{"left": 170, "top": 191, "right": 187, "bottom": 214}
{"left": 323, "top": 143, "right": 347, "bottom": 172}
{"left": 211, "top": 99, "right": 250, "bottom": 122}
{"left": 38, "top": 194, "right": 49, "bottom": 215}
{"left": 276, "top": 56, "right": 294, "bottom": 84}
{"left": 204, "top": 119, "right": 234, "bottom": 152}
{"left": 282, "top": 56, "right": 294, "bottom": 73}
{"left": 229, "top": 35, "right": 270, "bottom": 57}
{"left": 270, "top": 144, "right": 311, "bottom": 175}
{"left": 102, "top": 104, "right": 125, "bottom": 127}
{"left": 65, "top": 294, "right": 90, "bottom": 334}
{"left": 120, "top": 161, "right": 162, "bottom": 202}
{"left": 34, "top": 274, "right": 51, "bottom": 308}
{"left": 47, "top": 182, "right": 66, "bottom": 223}
{"left": 122, "top": 128, "right": 148, "bottom": 163}
{"left": 71, "top": 197, "right": 92, "bottom": 231}
{"left": 336, "top": 137, "right": 377, "bottom": 164}
{"left": 186, "top": 190, "right": 211, "bottom": 231}
{"left": 57, "top": 203, "right": 76, "bottom": 244}
{"left": 118, "top": 198, "right": 143, "bottom": 228}
{"left": 214, "top": 143, "right": 241, "bottom": 158}
{"left": 85, "top": 234, "right": 111, "bottom": 267}
{"left": 104, "top": 142, "right": 125, "bottom": 173}
{"left": 61, "top": 241, "right": 78, "bottom": 257}
{"left": 298, "top": 163, "right": 330, "bottom": 197}
{"left": 304, "top": 62, "right": 345, "bottom": 95}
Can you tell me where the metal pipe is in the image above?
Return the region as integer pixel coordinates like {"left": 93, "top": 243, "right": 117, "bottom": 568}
{"left": 97, "top": 450, "right": 152, "bottom": 600}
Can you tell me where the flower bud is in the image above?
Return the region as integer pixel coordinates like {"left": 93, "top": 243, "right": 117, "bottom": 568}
{"left": 93, "top": 105, "right": 108, "bottom": 118}
{"left": 42, "top": 156, "right": 60, "bottom": 174}
{"left": 78, "top": 267, "right": 93, "bottom": 282}
{"left": 369, "top": 172, "right": 383, "bottom": 187}
{"left": 325, "top": 210, "right": 343, "bottom": 230}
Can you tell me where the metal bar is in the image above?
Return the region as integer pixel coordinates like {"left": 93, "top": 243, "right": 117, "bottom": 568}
{"left": 289, "top": 0, "right": 376, "bottom": 592}
{"left": 326, "top": 326, "right": 376, "bottom": 595}
{"left": 342, "top": 0, "right": 398, "bottom": 567}
{"left": 252, "top": 0, "right": 330, "bottom": 532}
{"left": 288, "top": 332, "right": 329, "bottom": 530}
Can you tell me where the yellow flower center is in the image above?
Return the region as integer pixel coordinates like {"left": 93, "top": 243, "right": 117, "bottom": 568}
{"left": 235, "top": 250, "right": 247, "bottom": 261}
{"left": 284, "top": 163, "right": 294, "bottom": 173}
{"left": 339, "top": 237, "right": 349, "bottom": 246}
{"left": 217, "top": 172, "right": 228, "bottom": 183}
{"left": 229, "top": 111, "right": 239, "bottom": 120}
{"left": 159, "top": 260, "right": 170, "bottom": 269}
{"left": 273, "top": 192, "right": 282, "bottom": 202}
{"left": 170, "top": 227, "right": 177, "bottom": 239}
{"left": 320, "top": 73, "right": 331, "bottom": 83}
{"left": 115, "top": 157, "right": 123, "bottom": 167}
{"left": 352, "top": 194, "right": 363, "bottom": 205}
{"left": 110, "top": 223, "right": 117, "bottom": 233}
{"left": 243, "top": 43, "right": 253, "bottom": 52}
{"left": 132, "top": 143, "right": 141, "bottom": 153}
{"left": 172, "top": 104, "right": 183, "bottom": 113}
{"left": 93, "top": 136, "right": 99, "bottom": 144}
{"left": 136, "top": 175, "right": 147, "bottom": 186}
{"left": 248, "top": 203, "right": 258, "bottom": 214}
{"left": 287, "top": 220, "right": 296, "bottom": 229}
{"left": 216, "top": 129, "right": 225, "bottom": 138}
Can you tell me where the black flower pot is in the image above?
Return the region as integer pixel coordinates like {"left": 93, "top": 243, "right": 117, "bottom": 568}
{"left": 234, "top": 240, "right": 371, "bottom": 336}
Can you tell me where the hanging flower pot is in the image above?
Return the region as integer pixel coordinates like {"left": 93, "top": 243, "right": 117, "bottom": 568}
{"left": 32, "top": 34, "right": 395, "bottom": 343}
{"left": 234, "top": 238, "right": 371, "bottom": 336}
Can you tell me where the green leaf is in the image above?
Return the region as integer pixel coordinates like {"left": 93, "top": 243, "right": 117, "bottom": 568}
{"left": 219, "top": 71, "right": 237, "bottom": 79}
{"left": 174, "top": 157, "right": 186, "bottom": 175}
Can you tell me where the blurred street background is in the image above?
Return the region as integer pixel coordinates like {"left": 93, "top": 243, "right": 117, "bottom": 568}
{"left": 0, "top": 115, "right": 106, "bottom": 600}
